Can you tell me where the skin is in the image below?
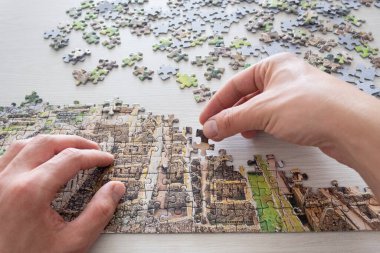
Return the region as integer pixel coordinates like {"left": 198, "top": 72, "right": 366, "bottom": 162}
{"left": 200, "top": 52, "right": 380, "bottom": 200}
{"left": 0, "top": 135, "right": 125, "bottom": 253}
{"left": 1, "top": 52, "right": 380, "bottom": 252}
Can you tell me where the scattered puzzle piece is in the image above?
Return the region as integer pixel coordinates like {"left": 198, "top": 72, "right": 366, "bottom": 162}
{"left": 158, "top": 65, "right": 179, "bottom": 80}
{"left": 193, "top": 84, "right": 216, "bottom": 103}
{"left": 204, "top": 65, "right": 225, "bottom": 81}
{"left": 167, "top": 49, "right": 189, "bottom": 62}
{"left": 176, "top": 73, "right": 198, "bottom": 89}
{"left": 63, "top": 48, "right": 91, "bottom": 65}
{"left": 121, "top": 52, "right": 143, "bottom": 67}
{"left": 133, "top": 66, "right": 154, "bottom": 81}
{"left": 192, "top": 129, "right": 215, "bottom": 156}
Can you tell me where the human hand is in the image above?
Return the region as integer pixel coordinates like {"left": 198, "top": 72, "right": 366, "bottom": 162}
{"left": 0, "top": 135, "right": 126, "bottom": 253}
{"left": 200, "top": 53, "right": 380, "bottom": 172}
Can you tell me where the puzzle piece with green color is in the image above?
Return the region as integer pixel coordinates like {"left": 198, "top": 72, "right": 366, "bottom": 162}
{"left": 89, "top": 68, "right": 109, "bottom": 84}
{"left": 355, "top": 45, "right": 379, "bottom": 58}
{"left": 122, "top": 52, "right": 143, "bottom": 67}
{"left": 208, "top": 35, "right": 224, "bottom": 47}
{"left": 167, "top": 49, "right": 188, "bottom": 62}
{"left": 176, "top": 73, "right": 198, "bottom": 89}
{"left": 230, "top": 36, "right": 251, "bottom": 49}
{"left": 152, "top": 38, "right": 172, "bottom": 51}
{"left": 204, "top": 65, "right": 225, "bottom": 81}
{"left": 345, "top": 15, "right": 365, "bottom": 27}
{"left": 99, "top": 26, "right": 119, "bottom": 37}
{"left": 82, "top": 31, "right": 100, "bottom": 44}
{"left": 190, "top": 36, "right": 208, "bottom": 47}
{"left": 80, "top": 0, "right": 95, "bottom": 10}
{"left": 72, "top": 20, "right": 87, "bottom": 30}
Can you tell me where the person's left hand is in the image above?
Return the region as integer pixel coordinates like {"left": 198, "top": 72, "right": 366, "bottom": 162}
{"left": 0, "top": 135, "right": 125, "bottom": 253}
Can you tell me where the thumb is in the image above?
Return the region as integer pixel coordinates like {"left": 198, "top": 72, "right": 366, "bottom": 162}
{"left": 202, "top": 101, "right": 261, "bottom": 141}
{"left": 65, "top": 181, "right": 125, "bottom": 250}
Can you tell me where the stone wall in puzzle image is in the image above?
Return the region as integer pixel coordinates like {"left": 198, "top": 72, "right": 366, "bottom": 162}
{"left": 0, "top": 100, "right": 380, "bottom": 233}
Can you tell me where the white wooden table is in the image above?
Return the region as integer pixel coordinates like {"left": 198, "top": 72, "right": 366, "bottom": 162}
{"left": 0, "top": 1, "right": 379, "bottom": 252}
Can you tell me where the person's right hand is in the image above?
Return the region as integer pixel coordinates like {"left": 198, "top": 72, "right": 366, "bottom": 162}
{"left": 200, "top": 53, "right": 380, "bottom": 198}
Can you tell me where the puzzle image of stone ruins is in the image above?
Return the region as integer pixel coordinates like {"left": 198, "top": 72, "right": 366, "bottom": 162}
{"left": 1, "top": 99, "right": 380, "bottom": 233}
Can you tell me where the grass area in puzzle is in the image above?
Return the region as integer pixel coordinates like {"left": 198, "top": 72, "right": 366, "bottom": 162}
{"left": 2, "top": 0, "right": 380, "bottom": 233}
{"left": 0, "top": 94, "right": 379, "bottom": 233}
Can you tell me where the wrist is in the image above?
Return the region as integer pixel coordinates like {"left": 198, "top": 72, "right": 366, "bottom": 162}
{"left": 329, "top": 90, "right": 380, "bottom": 188}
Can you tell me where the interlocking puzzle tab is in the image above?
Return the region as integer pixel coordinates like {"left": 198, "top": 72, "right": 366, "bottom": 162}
{"left": 0, "top": 96, "right": 379, "bottom": 233}
{"left": 192, "top": 129, "right": 215, "bottom": 156}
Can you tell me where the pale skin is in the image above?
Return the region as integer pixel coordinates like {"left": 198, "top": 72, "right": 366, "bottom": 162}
{"left": 1, "top": 52, "right": 380, "bottom": 252}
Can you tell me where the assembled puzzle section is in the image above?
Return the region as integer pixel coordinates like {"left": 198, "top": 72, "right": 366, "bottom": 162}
{"left": 42, "top": 0, "right": 380, "bottom": 100}
{"left": 1, "top": 96, "right": 379, "bottom": 233}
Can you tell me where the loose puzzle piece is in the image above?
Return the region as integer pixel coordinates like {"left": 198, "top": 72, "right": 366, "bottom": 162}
{"left": 167, "top": 49, "right": 189, "bottom": 62}
{"left": 229, "top": 53, "right": 246, "bottom": 70}
{"left": 82, "top": 31, "right": 100, "bottom": 44}
{"left": 192, "top": 129, "right": 215, "bottom": 156}
{"left": 133, "top": 66, "right": 154, "bottom": 81}
{"left": 152, "top": 38, "right": 172, "bottom": 51}
{"left": 89, "top": 68, "right": 109, "bottom": 84}
{"left": 229, "top": 36, "right": 251, "bottom": 49}
{"left": 49, "top": 37, "right": 69, "bottom": 50}
{"left": 176, "top": 73, "right": 198, "bottom": 89}
{"left": 121, "top": 52, "right": 143, "bottom": 67}
{"left": 72, "top": 69, "right": 90, "bottom": 86}
{"left": 99, "top": 26, "right": 119, "bottom": 37}
{"left": 72, "top": 20, "right": 87, "bottom": 31}
{"left": 102, "top": 36, "right": 121, "bottom": 49}
{"left": 63, "top": 48, "right": 91, "bottom": 65}
{"left": 204, "top": 65, "right": 225, "bottom": 81}
{"left": 208, "top": 35, "right": 225, "bottom": 47}
{"left": 354, "top": 44, "right": 379, "bottom": 58}
{"left": 193, "top": 84, "right": 216, "bottom": 103}
{"left": 158, "top": 65, "right": 179, "bottom": 80}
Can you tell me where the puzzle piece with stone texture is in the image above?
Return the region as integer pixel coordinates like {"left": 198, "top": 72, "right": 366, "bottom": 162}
{"left": 192, "top": 129, "right": 215, "bottom": 156}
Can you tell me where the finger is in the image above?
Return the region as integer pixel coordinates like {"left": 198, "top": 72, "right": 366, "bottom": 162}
{"left": 233, "top": 91, "right": 260, "bottom": 107}
{"left": 65, "top": 181, "right": 125, "bottom": 251}
{"left": 203, "top": 98, "right": 265, "bottom": 141}
{"left": 199, "top": 59, "right": 268, "bottom": 124}
{"left": 0, "top": 139, "right": 30, "bottom": 172}
{"left": 241, "top": 130, "right": 257, "bottom": 139}
{"left": 33, "top": 148, "right": 114, "bottom": 197}
{"left": 6, "top": 135, "right": 100, "bottom": 172}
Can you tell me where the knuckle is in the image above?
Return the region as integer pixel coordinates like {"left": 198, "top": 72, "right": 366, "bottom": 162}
{"left": 60, "top": 148, "right": 82, "bottom": 161}
{"left": 10, "top": 177, "right": 35, "bottom": 198}
{"left": 222, "top": 108, "right": 235, "bottom": 132}
{"left": 9, "top": 140, "right": 26, "bottom": 151}
{"left": 95, "top": 201, "right": 113, "bottom": 220}
{"left": 32, "top": 134, "right": 52, "bottom": 145}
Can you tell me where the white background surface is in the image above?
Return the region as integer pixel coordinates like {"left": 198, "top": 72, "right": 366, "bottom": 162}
{"left": 0, "top": 0, "right": 380, "bottom": 252}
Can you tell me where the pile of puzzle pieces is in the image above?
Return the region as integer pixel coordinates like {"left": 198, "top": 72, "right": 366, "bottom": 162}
{"left": 1, "top": 95, "right": 379, "bottom": 233}
{"left": 43, "top": 0, "right": 380, "bottom": 100}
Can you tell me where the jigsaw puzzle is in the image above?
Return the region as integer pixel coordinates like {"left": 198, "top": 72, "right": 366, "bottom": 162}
{"left": 1, "top": 95, "right": 379, "bottom": 233}
{"left": 42, "top": 0, "right": 379, "bottom": 98}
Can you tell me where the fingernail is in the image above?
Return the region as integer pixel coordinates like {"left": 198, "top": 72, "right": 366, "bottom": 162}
{"left": 111, "top": 182, "right": 126, "bottom": 203}
{"left": 104, "top": 152, "right": 114, "bottom": 159}
{"left": 203, "top": 120, "right": 218, "bottom": 138}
